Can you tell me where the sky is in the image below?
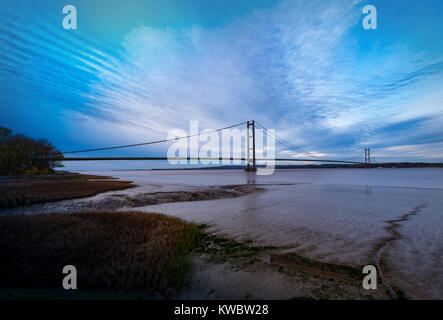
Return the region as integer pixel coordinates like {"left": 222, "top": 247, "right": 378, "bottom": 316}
{"left": 1, "top": 0, "right": 443, "bottom": 166}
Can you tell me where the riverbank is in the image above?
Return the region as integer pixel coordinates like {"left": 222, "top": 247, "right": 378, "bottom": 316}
{"left": 0, "top": 212, "right": 390, "bottom": 300}
{"left": 0, "top": 172, "right": 135, "bottom": 208}
{"left": 179, "top": 227, "right": 390, "bottom": 300}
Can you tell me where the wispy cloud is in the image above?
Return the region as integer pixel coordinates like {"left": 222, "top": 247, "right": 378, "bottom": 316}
{"left": 1, "top": 0, "right": 443, "bottom": 161}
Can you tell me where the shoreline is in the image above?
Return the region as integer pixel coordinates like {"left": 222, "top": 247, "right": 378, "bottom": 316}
{"left": 0, "top": 171, "right": 403, "bottom": 299}
{"left": 0, "top": 213, "right": 390, "bottom": 300}
{"left": 0, "top": 172, "right": 135, "bottom": 208}
{"left": 0, "top": 171, "right": 263, "bottom": 213}
{"left": 60, "top": 163, "right": 443, "bottom": 171}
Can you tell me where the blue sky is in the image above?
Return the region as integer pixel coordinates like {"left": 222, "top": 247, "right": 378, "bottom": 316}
{"left": 1, "top": 0, "right": 443, "bottom": 164}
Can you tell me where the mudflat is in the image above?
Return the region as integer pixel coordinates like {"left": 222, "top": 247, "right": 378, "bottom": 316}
{"left": 0, "top": 172, "right": 134, "bottom": 208}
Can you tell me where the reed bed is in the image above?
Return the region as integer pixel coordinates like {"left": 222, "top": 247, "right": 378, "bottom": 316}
{"left": 0, "top": 173, "right": 134, "bottom": 208}
{"left": 0, "top": 211, "right": 201, "bottom": 297}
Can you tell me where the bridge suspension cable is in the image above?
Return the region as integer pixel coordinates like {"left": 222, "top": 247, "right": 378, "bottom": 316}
{"left": 63, "top": 121, "right": 248, "bottom": 154}
{"left": 254, "top": 121, "right": 317, "bottom": 158}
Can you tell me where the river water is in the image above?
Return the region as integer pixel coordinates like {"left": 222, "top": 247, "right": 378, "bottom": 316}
{"left": 4, "top": 168, "right": 443, "bottom": 299}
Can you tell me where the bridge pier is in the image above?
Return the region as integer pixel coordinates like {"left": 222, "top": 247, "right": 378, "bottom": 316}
{"left": 365, "top": 148, "right": 371, "bottom": 168}
{"left": 245, "top": 120, "right": 257, "bottom": 172}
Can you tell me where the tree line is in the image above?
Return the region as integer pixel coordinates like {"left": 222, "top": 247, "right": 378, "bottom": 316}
{"left": 0, "top": 127, "right": 64, "bottom": 176}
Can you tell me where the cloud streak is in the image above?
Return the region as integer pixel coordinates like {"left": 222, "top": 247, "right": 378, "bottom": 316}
{"left": 1, "top": 0, "right": 443, "bottom": 162}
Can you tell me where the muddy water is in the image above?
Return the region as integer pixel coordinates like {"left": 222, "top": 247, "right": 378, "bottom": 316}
{"left": 3, "top": 168, "right": 443, "bottom": 299}
{"left": 115, "top": 168, "right": 443, "bottom": 299}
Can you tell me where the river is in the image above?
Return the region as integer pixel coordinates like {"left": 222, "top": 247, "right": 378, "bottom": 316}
{"left": 4, "top": 167, "right": 443, "bottom": 299}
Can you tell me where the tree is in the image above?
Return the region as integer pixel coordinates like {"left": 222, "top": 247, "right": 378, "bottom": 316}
{"left": 0, "top": 127, "right": 12, "bottom": 174}
{"left": 0, "top": 128, "right": 64, "bottom": 176}
{"left": 0, "top": 127, "right": 12, "bottom": 139}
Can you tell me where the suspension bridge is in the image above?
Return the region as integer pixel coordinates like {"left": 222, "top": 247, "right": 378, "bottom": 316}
{"left": 62, "top": 120, "right": 370, "bottom": 169}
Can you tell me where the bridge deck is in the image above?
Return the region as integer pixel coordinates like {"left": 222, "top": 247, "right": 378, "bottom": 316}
{"left": 62, "top": 157, "right": 363, "bottom": 164}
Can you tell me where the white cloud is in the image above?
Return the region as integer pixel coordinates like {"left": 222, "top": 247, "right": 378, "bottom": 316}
{"left": 69, "top": 0, "right": 443, "bottom": 161}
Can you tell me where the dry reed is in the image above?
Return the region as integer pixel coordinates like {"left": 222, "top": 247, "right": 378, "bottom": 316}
{"left": 0, "top": 211, "right": 201, "bottom": 296}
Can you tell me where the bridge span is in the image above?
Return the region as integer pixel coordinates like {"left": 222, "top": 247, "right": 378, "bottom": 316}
{"left": 61, "top": 120, "right": 368, "bottom": 168}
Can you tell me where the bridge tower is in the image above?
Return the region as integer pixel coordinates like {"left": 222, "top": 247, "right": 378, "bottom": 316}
{"left": 245, "top": 120, "right": 257, "bottom": 172}
{"left": 365, "top": 148, "right": 371, "bottom": 167}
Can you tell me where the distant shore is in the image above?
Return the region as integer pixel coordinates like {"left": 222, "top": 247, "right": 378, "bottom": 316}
{"left": 68, "top": 162, "right": 443, "bottom": 172}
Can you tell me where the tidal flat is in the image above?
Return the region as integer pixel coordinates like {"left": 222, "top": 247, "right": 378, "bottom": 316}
{"left": 2, "top": 168, "right": 442, "bottom": 299}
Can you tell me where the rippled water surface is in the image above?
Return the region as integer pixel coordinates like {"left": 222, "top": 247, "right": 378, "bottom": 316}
{"left": 118, "top": 168, "right": 443, "bottom": 299}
